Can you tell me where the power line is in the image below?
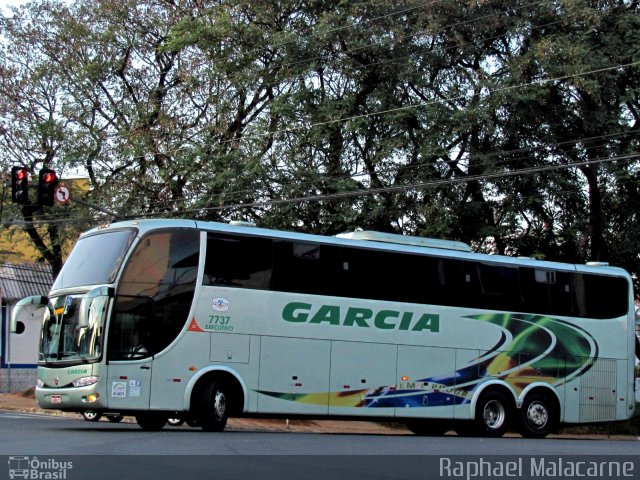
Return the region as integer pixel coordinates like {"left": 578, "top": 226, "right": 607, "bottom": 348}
{"left": 32, "top": 55, "right": 636, "bottom": 167}
{"left": 0, "top": 3, "right": 637, "bottom": 222}
{"left": 2, "top": 127, "right": 638, "bottom": 222}
{"left": 6, "top": 151, "right": 638, "bottom": 228}
{"left": 0, "top": 0, "right": 604, "bottom": 133}
{"left": 0, "top": 1, "right": 631, "bottom": 172}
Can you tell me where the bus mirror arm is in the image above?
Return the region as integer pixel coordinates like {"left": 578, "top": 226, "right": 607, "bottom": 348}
{"left": 11, "top": 295, "right": 48, "bottom": 333}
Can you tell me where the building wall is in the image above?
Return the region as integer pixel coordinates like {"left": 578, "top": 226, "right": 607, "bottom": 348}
{"left": 0, "top": 367, "right": 36, "bottom": 393}
{"left": 1, "top": 302, "right": 41, "bottom": 393}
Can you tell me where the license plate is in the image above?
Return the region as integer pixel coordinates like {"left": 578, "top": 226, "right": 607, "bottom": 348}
{"left": 51, "top": 395, "right": 62, "bottom": 404}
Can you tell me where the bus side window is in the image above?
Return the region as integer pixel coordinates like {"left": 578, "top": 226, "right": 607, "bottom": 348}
{"left": 520, "top": 268, "right": 552, "bottom": 315}
{"left": 272, "top": 241, "right": 340, "bottom": 296}
{"left": 549, "top": 271, "right": 572, "bottom": 316}
{"left": 432, "top": 258, "right": 463, "bottom": 307}
{"left": 573, "top": 273, "right": 628, "bottom": 319}
{"left": 108, "top": 229, "right": 199, "bottom": 360}
{"left": 204, "top": 233, "right": 272, "bottom": 289}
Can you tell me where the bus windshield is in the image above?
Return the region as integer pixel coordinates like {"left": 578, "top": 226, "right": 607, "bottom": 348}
{"left": 39, "top": 293, "right": 107, "bottom": 365}
{"left": 52, "top": 229, "right": 136, "bottom": 291}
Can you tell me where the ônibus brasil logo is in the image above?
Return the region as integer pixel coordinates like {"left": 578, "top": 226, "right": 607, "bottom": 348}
{"left": 8, "top": 456, "right": 73, "bottom": 480}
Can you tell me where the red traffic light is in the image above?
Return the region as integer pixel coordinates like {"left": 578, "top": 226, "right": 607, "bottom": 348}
{"left": 42, "top": 171, "right": 57, "bottom": 183}
{"left": 38, "top": 168, "right": 59, "bottom": 207}
{"left": 11, "top": 166, "right": 29, "bottom": 204}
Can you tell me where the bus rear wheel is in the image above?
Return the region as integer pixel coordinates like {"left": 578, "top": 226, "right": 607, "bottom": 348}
{"left": 472, "top": 391, "right": 511, "bottom": 437}
{"left": 135, "top": 413, "right": 167, "bottom": 431}
{"left": 517, "top": 393, "right": 555, "bottom": 439}
{"left": 199, "top": 380, "right": 229, "bottom": 432}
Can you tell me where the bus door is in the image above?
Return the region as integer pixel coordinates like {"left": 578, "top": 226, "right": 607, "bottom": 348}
{"left": 105, "top": 304, "right": 155, "bottom": 410}
{"left": 106, "top": 358, "right": 153, "bottom": 410}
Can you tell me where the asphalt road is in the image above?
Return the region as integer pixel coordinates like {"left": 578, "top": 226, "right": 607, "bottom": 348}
{"left": 1, "top": 411, "right": 639, "bottom": 480}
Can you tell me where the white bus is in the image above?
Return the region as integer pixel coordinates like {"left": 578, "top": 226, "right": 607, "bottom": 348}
{"left": 14, "top": 219, "right": 637, "bottom": 437}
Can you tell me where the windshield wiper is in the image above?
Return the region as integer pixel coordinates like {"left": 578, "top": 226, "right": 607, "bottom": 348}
{"left": 78, "top": 355, "right": 92, "bottom": 364}
{"left": 59, "top": 351, "right": 81, "bottom": 358}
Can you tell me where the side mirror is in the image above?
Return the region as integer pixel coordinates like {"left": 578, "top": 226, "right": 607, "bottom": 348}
{"left": 11, "top": 295, "right": 48, "bottom": 333}
{"left": 79, "top": 287, "right": 114, "bottom": 328}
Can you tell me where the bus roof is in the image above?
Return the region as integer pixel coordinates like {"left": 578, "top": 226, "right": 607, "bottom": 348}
{"left": 90, "top": 218, "right": 630, "bottom": 279}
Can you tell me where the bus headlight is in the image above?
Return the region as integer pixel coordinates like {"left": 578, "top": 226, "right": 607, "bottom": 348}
{"left": 36, "top": 379, "right": 44, "bottom": 388}
{"left": 72, "top": 376, "right": 100, "bottom": 388}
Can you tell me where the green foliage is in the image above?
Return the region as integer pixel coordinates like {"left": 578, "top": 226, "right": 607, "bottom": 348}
{"left": 0, "top": 0, "right": 638, "bottom": 282}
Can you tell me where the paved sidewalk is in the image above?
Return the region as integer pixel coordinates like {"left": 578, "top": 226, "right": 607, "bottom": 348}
{"left": 0, "top": 392, "right": 41, "bottom": 413}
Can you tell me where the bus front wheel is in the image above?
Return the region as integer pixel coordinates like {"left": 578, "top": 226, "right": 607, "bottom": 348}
{"left": 199, "top": 380, "right": 229, "bottom": 432}
{"left": 135, "top": 413, "right": 167, "bottom": 431}
{"left": 82, "top": 411, "right": 102, "bottom": 422}
{"left": 517, "top": 393, "right": 555, "bottom": 439}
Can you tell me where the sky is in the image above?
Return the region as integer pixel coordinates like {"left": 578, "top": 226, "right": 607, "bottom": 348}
{"left": 1, "top": 0, "right": 26, "bottom": 15}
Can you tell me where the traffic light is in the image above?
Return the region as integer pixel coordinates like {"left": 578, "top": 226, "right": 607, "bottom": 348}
{"left": 38, "top": 168, "right": 58, "bottom": 207}
{"left": 10, "top": 166, "right": 29, "bottom": 204}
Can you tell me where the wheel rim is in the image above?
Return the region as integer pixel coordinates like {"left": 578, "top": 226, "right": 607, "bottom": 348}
{"left": 213, "top": 390, "right": 226, "bottom": 421}
{"left": 483, "top": 399, "right": 506, "bottom": 430}
{"left": 526, "top": 401, "right": 549, "bottom": 430}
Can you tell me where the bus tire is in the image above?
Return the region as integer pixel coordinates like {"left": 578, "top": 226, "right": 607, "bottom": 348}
{"left": 135, "top": 413, "right": 167, "bottom": 431}
{"left": 517, "top": 393, "right": 555, "bottom": 439}
{"left": 167, "top": 417, "right": 185, "bottom": 427}
{"left": 199, "top": 379, "right": 229, "bottom": 432}
{"left": 106, "top": 415, "right": 124, "bottom": 423}
{"left": 473, "top": 390, "right": 511, "bottom": 437}
{"left": 82, "top": 411, "right": 102, "bottom": 422}
{"left": 186, "top": 417, "right": 200, "bottom": 428}
{"left": 405, "top": 419, "right": 449, "bottom": 436}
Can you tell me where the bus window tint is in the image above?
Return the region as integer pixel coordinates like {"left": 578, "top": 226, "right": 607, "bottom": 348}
{"left": 520, "top": 268, "right": 572, "bottom": 316}
{"left": 108, "top": 229, "right": 200, "bottom": 360}
{"left": 204, "top": 234, "right": 272, "bottom": 289}
{"left": 272, "top": 241, "right": 340, "bottom": 296}
{"left": 574, "top": 273, "right": 628, "bottom": 319}
{"left": 201, "top": 232, "right": 628, "bottom": 320}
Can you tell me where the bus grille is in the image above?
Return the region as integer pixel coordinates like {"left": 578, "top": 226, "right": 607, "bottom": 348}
{"left": 579, "top": 358, "right": 617, "bottom": 422}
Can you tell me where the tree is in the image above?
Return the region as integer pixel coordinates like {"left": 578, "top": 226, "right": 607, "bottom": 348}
{"left": 1, "top": 0, "right": 638, "bottom": 286}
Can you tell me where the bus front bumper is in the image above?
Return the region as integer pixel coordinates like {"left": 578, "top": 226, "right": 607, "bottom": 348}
{"left": 35, "top": 385, "right": 106, "bottom": 411}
